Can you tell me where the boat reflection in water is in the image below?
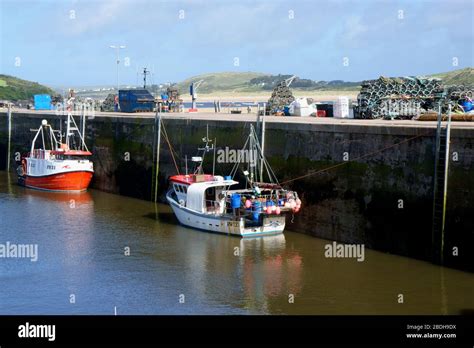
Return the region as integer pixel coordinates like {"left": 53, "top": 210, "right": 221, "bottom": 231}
{"left": 22, "top": 188, "right": 94, "bottom": 205}
{"left": 239, "top": 235, "right": 303, "bottom": 311}
{"left": 20, "top": 187, "right": 95, "bottom": 273}
{"left": 167, "top": 227, "right": 303, "bottom": 313}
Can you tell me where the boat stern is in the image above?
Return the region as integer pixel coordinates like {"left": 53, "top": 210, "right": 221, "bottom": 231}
{"left": 241, "top": 215, "right": 286, "bottom": 237}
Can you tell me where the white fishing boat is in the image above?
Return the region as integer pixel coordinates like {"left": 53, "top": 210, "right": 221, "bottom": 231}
{"left": 166, "top": 125, "right": 302, "bottom": 237}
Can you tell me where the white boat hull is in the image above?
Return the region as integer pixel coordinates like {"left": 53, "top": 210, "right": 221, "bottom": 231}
{"left": 166, "top": 193, "right": 285, "bottom": 238}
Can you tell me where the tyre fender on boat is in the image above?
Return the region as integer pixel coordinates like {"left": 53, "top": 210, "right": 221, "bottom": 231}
{"left": 17, "top": 159, "right": 26, "bottom": 176}
{"left": 16, "top": 166, "right": 24, "bottom": 176}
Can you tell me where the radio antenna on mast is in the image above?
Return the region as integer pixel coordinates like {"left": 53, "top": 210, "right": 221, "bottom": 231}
{"left": 142, "top": 67, "right": 151, "bottom": 89}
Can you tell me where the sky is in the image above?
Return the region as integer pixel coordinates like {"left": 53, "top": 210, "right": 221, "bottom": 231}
{"left": 0, "top": 0, "right": 472, "bottom": 87}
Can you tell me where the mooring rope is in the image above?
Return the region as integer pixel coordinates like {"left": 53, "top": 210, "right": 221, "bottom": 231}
{"left": 280, "top": 131, "right": 432, "bottom": 185}
{"left": 160, "top": 120, "right": 180, "bottom": 175}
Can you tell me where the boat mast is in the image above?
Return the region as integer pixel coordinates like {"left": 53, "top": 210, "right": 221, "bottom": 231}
{"left": 196, "top": 124, "right": 214, "bottom": 175}
{"left": 49, "top": 125, "right": 53, "bottom": 149}
{"left": 244, "top": 124, "right": 278, "bottom": 186}
{"left": 30, "top": 120, "right": 60, "bottom": 154}
{"left": 30, "top": 123, "right": 44, "bottom": 154}
{"left": 212, "top": 137, "right": 216, "bottom": 176}
{"left": 249, "top": 124, "right": 260, "bottom": 184}
{"left": 229, "top": 124, "right": 279, "bottom": 187}
{"left": 65, "top": 113, "right": 89, "bottom": 152}
{"left": 59, "top": 113, "right": 63, "bottom": 146}
{"left": 248, "top": 126, "right": 253, "bottom": 184}
{"left": 66, "top": 113, "right": 71, "bottom": 149}
{"left": 41, "top": 126, "right": 45, "bottom": 150}
{"left": 81, "top": 106, "right": 86, "bottom": 150}
{"left": 259, "top": 115, "right": 266, "bottom": 182}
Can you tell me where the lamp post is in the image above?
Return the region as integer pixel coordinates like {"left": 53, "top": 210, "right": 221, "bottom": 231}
{"left": 109, "top": 45, "right": 126, "bottom": 92}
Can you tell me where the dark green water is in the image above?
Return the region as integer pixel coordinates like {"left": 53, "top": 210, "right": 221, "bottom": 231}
{"left": 0, "top": 171, "right": 472, "bottom": 314}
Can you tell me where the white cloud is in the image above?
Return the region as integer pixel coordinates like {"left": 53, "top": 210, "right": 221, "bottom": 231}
{"left": 344, "top": 15, "right": 368, "bottom": 42}
{"left": 60, "top": 0, "right": 131, "bottom": 36}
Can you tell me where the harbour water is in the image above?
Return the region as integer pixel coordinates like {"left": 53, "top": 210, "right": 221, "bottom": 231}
{"left": 0, "top": 171, "right": 473, "bottom": 315}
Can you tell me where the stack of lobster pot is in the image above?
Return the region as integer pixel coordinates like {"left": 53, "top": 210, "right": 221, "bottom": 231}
{"left": 445, "top": 85, "right": 473, "bottom": 105}
{"left": 266, "top": 80, "right": 295, "bottom": 115}
{"left": 354, "top": 77, "right": 474, "bottom": 119}
{"left": 100, "top": 93, "right": 117, "bottom": 112}
{"left": 354, "top": 76, "right": 444, "bottom": 119}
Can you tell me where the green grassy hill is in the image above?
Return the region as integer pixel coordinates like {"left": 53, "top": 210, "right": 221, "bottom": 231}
{"left": 0, "top": 74, "right": 55, "bottom": 101}
{"left": 175, "top": 71, "right": 362, "bottom": 94}
{"left": 175, "top": 72, "right": 267, "bottom": 94}
{"left": 428, "top": 67, "right": 473, "bottom": 85}
{"left": 174, "top": 68, "right": 473, "bottom": 95}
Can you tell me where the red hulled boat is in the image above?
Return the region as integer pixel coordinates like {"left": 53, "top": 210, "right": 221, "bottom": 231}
{"left": 17, "top": 114, "right": 94, "bottom": 192}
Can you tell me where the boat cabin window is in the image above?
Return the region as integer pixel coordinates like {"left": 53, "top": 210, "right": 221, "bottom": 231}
{"left": 205, "top": 187, "right": 215, "bottom": 202}
{"left": 174, "top": 184, "right": 188, "bottom": 193}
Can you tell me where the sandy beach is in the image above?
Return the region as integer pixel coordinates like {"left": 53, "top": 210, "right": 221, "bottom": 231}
{"left": 180, "top": 89, "right": 359, "bottom": 103}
